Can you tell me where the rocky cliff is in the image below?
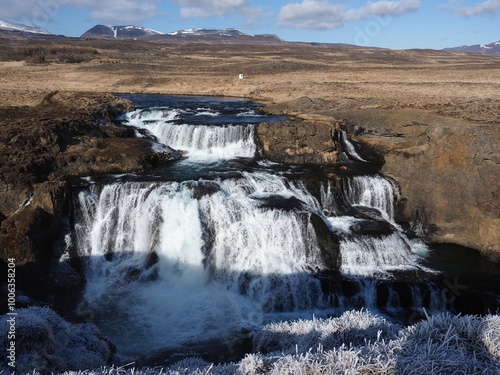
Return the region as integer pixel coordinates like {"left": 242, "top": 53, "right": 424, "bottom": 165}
{"left": 0, "top": 92, "right": 174, "bottom": 309}
{"left": 258, "top": 98, "right": 500, "bottom": 257}
{"left": 344, "top": 108, "right": 500, "bottom": 256}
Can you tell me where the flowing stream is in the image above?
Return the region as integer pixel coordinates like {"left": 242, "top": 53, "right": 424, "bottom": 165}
{"left": 67, "top": 95, "right": 493, "bottom": 359}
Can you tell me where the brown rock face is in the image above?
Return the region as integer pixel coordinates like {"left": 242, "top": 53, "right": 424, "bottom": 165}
{"left": 258, "top": 97, "right": 499, "bottom": 256}
{"left": 257, "top": 116, "right": 339, "bottom": 164}
{"left": 339, "top": 108, "right": 500, "bottom": 255}
{"left": 0, "top": 92, "right": 175, "bottom": 299}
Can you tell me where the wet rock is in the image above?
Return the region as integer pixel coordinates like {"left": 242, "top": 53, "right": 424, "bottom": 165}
{"left": 253, "top": 194, "right": 305, "bottom": 211}
{"left": 350, "top": 219, "right": 394, "bottom": 237}
{"left": 341, "top": 206, "right": 395, "bottom": 236}
{"left": 190, "top": 181, "right": 222, "bottom": 199}
{"left": 309, "top": 213, "right": 341, "bottom": 271}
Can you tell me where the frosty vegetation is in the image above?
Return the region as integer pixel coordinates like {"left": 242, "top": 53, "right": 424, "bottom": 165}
{"left": 1, "top": 308, "right": 499, "bottom": 375}
{"left": 0, "top": 307, "right": 116, "bottom": 374}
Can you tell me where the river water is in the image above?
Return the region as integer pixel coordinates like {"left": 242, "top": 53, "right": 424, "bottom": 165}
{"left": 67, "top": 94, "right": 499, "bottom": 362}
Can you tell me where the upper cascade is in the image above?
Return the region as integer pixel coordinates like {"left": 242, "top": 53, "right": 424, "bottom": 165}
{"left": 121, "top": 103, "right": 268, "bottom": 160}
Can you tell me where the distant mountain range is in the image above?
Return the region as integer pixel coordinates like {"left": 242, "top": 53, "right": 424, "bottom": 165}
{"left": 168, "top": 28, "right": 247, "bottom": 36}
{"left": 443, "top": 40, "right": 500, "bottom": 55}
{"left": 80, "top": 25, "right": 285, "bottom": 45}
{"left": 0, "top": 18, "right": 49, "bottom": 35}
{"left": 1, "top": 18, "right": 498, "bottom": 54}
{"left": 80, "top": 24, "right": 163, "bottom": 39}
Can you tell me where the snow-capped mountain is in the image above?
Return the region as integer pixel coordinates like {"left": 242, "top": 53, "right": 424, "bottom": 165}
{"left": 80, "top": 25, "right": 163, "bottom": 40}
{"left": 443, "top": 40, "right": 500, "bottom": 55}
{"left": 80, "top": 24, "right": 285, "bottom": 44}
{"left": 0, "top": 18, "right": 49, "bottom": 35}
{"left": 168, "top": 28, "right": 247, "bottom": 36}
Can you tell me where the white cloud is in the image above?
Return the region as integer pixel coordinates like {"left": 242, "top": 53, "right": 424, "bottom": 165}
{"left": 173, "top": 0, "right": 244, "bottom": 18}
{"left": 348, "top": 0, "right": 421, "bottom": 20}
{"left": 1, "top": 0, "right": 43, "bottom": 20}
{"left": 3, "top": 0, "right": 264, "bottom": 29}
{"left": 278, "top": 0, "right": 421, "bottom": 30}
{"left": 442, "top": 0, "right": 500, "bottom": 17}
{"left": 278, "top": 1, "right": 347, "bottom": 29}
{"left": 3, "top": 0, "right": 163, "bottom": 26}
{"left": 172, "top": 0, "right": 263, "bottom": 25}
{"left": 74, "top": 0, "right": 163, "bottom": 24}
{"left": 84, "top": 0, "right": 162, "bottom": 24}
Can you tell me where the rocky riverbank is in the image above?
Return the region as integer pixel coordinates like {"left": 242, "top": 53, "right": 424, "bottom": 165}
{"left": 0, "top": 92, "right": 498, "bottom": 315}
{"left": 258, "top": 99, "right": 500, "bottom": 256}
{"left": 0, "top": 41, "right": 498, "bottom": 281}
{"left": 0, "top": 91, "right": 175, "bottom": 311}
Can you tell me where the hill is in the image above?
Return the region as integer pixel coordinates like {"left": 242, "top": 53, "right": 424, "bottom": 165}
{"left": 443, "top": 40, "right": 500, "bottom": 54}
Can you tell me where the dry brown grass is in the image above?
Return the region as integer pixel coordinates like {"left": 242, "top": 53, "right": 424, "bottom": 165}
{"left": 0, "top": 39, "right": 499, "bottom": 124}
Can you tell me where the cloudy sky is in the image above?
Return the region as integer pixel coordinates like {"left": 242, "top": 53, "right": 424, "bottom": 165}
{"left": 3, "top": 0, "right": 499, "bottom": 49}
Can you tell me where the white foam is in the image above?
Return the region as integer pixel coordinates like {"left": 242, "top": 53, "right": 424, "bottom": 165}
{"left": 339, "top": 234, "right": 420, "bottom": 276}
{"left": 124, "top": 108, "right": 256, "bottom": 160}
{"left": 73, "top": 174, "right": 328, "bottom": 353}
{"left": 343, "top": 175, "right": 395, "bottom": 221}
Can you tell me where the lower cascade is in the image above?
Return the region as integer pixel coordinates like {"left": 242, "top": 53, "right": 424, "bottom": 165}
{"left": 67, "top": 95, "right": 497, "bottom": 359}
{"left": 73, "top": 176, "right": 328, "bottom": 353}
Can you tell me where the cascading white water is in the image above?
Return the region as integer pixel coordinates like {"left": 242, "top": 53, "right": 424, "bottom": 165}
{"left": 338, "top": 234, "right": 418, "bottom": 276}
{"left": 319, "top": 181, "right": 338, "bottom": 216}
{"left": 124, "top": 108, "right": 257, "bottom": 160}
{"left": 73, "top": 174, "right": 330, "bottom": 354}
{"left": 324, "top": 175, "right": 426, "bottom": 276}
{"left": 321, "top": 174, "right": 434, "bottom": 311}
{"left": 340, "top": 130, "right": 367, "bottom": 162}
{"left": 342, "top": 175, "right": 395, "bottom": 221}
{"left": 70, "top": 97, "right": 445, "bottom": 358}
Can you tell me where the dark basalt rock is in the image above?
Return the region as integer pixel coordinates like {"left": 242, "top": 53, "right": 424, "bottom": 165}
{"left": 338, "top": 205, "right": 396, "bottom": 236}
{"left": 253, "top": 194, "right": 305, "bottom": 211}
{"left": 350, "top": 219, "right": 395, "bottom": 237}
{"left": 309, "top": 213, "right": 341, "bottom": 271}
{"left": 190, "top": 181, "right": 222, "bottom": 200}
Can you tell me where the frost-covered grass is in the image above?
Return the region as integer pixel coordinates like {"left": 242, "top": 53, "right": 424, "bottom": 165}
{"left": 253, "top": 309, "right": 401, "bottom": 354}
{"left": 0, "top": 307, "right": 116, "bottom": 374}
{"left": 2, "top": 309, "right": 499, "bottom": 375}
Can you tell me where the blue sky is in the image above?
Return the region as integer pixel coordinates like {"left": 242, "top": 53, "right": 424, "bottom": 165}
{"left": 2, "top": 0, "right": 499, "bottom": 49}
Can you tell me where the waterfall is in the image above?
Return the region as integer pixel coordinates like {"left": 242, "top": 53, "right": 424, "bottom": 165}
{"left": 69, "top": 96, "right": 450, "bottom": 359}
{"left": 343, "top": 175, "right": 395, "bottom": 221}
{"left": 338, "top": 234, "right": 419, "bottom": 276}
{"left": 340, "top": 130, "right": 367, "bottom": 162}
{"left": 321, "top": 174, "right": 433, "bottom": 311}
{"left": 123, "top": 108, "right": 257, "bottom": 160}
{"left": 73, "top": 174, "right": 330, "bottom": 354}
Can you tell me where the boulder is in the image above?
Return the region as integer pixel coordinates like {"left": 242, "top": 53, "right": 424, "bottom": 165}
{"left": 310, "top": 213, "right": 341, "bottom": 271}
{"left": 256, "top": 117, "right": 339, "bottom": 164}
